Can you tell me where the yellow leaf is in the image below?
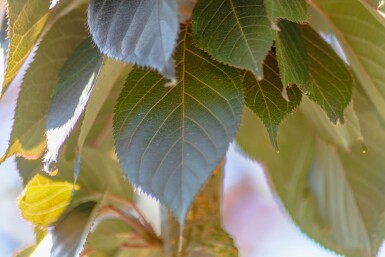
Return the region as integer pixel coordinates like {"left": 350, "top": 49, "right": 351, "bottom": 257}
{"left": 18, "top": 174, "right": 79, "bottom": 226}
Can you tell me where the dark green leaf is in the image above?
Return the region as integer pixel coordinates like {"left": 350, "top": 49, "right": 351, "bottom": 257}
{"left": 264, "top": 0, "right": 307, "bottom": 22}
{"left": 1, "top": 0, "right": 51, "bottom": 97}
{"left": 113, "top": 25, "right": 243, "bottom": 223}
{"left": 192, "top": 0, "right": 274, "bottom": 78}
{"left": 44, "top": 38, "right": 103, "bottom": 173}
{"left": 243, "top": 52, "right": 302, "bottom": 149}
{"left": 0, "top": 8, "right": 88, "bottom": 164}
{"left": 275, "top": 20, "right": 310, "bottom": 87}
{"left": 87, "top": 0, "right": 178, "bottom": 81}
{"left": 51, "top": 202, "right": 99, "bottom": 257}
{"left": 300, "top": 25, "right": 352, "bottom": 123}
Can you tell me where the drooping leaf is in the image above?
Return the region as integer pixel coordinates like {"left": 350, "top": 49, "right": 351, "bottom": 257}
{"left": 264, "top": 0, "right": 307, "bottom": 22}
{"left": 162, "top": 164, "right": 237, "bottom": 257}
{"left": 243, "top": 52, "right": 302, "bottom": 149}
{"left": 87, "top": 0, "right": 179, "bottom": 81}
{"left": 309, "top": 0, "right": 385, "bottom": 123}
{"left": 18, "top": 174, "right": 78, "bottom": 226}
{"left": 44, "top": 38, "right": 103, "bottom": 173}
{"left": 236, "top": 93, "right": 384, "bottom": 257}
{"left": 300, "top": 24, "right": 352, "bottom": 123}
{"left": 1, "top": 0, "right": 51, "bottom": 97}
{"left": 51, "top": 202, "right": 99, "bottom": 257}
{"left": 275, "top": 20, "right": 310, "bottom": 87}
{"left": 0, "top": 8, "right": 88, "bottom": 164}
{"left": 192, "top": 0, "right": 274, "bottom": 78}
{"left": 113, "top": 25, "right": 243, "bottom": 223}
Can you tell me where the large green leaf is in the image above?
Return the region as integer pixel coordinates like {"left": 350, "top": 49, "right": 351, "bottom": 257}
{"left": 275, "top": 20, "right": 310, "bottom": 87}
{"left": 44, "top": 38, "right": 103, "bottom": 173}
{"left": 309, "top": 0, "right": 385, "bottom": 122}
{"left": 237, "top": 93, "right": 385, "bottom": 257}
{"left": 0, "top": 8, "right": 88, "bottom": 164}
{"left": 87, "top": 0, "right": 178, "bottom": 81}
{"left": 51, "top": 202, "right": 99, "bottom": 257}
{"left": 113, "top": 25, "right": 243, "bottom": 223}
{"left": 192, "top": 0, "right": 274, "bottom": 78}
{"left": 243, "top": 52, "right": 302, "bottom": 149}
{"left": 264, "top": 0, "right": 307, "bottom": 22}
{"left": 300, "top": 24, "right": 352, "bottom": 123}
{"left": 1, "top": 0, "right": 51, "bottom": 97}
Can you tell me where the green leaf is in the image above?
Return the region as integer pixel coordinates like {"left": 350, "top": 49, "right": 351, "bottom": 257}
{"left": 1, "top": 0, "right": 51, "bottom": 97}
{"left": 14, "top": 246, "right": 36, "bottom": 257}
{"left": 113, "top": 25, "right": 244, "bottom": 223}
{"left": 275, "top": 20, "right": 310, "bottom": 87}
{"left": 87, "top": 0, "right": 178, "bottom": 81}
{"left": 51, "top": 202, "right": 99, "bottom": 257}
{"left": 309, "top": 0, "right": 385, "bottom": 124}
{"left": 44, "top": 38, "right": 103, "bottom": 173}
{"left": 0, "top": 8, "right": 88, "bottom": 164}
{"left": 236, "top": 93, "right": 385, "bottom": 257}
{"left": 300, "top": 24, "right": 352, "bottom": 123}
{"left": 264, "top": 0, "right": 307, "bottom": 22}
{"left": 18, "top": 174, "right": 78, "bottom": 226}
{"left": 192, "top": 0, "right": 274, "bottom": 78}
{"left": 243, "top": 52, "right": 302, "bottom": 149}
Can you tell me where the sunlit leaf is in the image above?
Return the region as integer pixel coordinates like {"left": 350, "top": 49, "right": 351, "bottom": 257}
{"left": 243, "top": 52, "right": 302, "bottom": 149}
{"left": 44, "top": 38, "right": 103, "bottom": 173}
{"left": 1, "top": 0, "right": 51, "bottom": 97}
{"left": 192, "top": 0, "right": 274, "bottom": 78}
{"left": 264, "top": 0, "right": 307, "bottom": 22}
{"left": 0, "top": 8, "right": 88, "bottom": 164}
{"left": 18, "top": 174, "right": 78, "bottom": 226}
{"left": 113, "top": 25, "right": 243, "bottom": 223}
{"left": 87, "top": 0, "right": 178, "bottom": 81}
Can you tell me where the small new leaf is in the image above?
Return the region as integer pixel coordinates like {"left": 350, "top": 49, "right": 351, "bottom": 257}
{"left": 87, "top": 0, "right": 179, "bottom": 80}
{"left": 18, "top": 174, "right": 78, "bottom": 226}
{"left": 192, "top": 0, "right": 274, "bottom": 78}
{"left": 113, "top": 25, "right": 243, "bottom": 224}
{"left": 243, "top": 52, "right": 302, "bottom": 149}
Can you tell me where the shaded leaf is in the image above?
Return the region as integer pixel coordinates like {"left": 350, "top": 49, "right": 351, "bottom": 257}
{"left": 309, "top": 0, "right": 385, "bottom": 123}
{"left": 1, "top": 0, "right": 51, "bottom": 96}
{"left": 113, "top": 25, "right": 243, "bottom": 223}
{"left": 87, "top": 0, "right": 178, "bottom": 80}
{"left": 192, "top": 0, "right": 274, "bottom": 78}
{"left": 51, "top": 202, "right": 99, "bottom": 257}
{"left": 0, "top": 8, "right": 88, "bottom": 164}
{"left": 18, "top": 174, "right": 78, "bottom": 226}
{"left": 236, "top": 92, "right": 384, "bottom": 257}
{"left": 243, "top": 52, "right": 302, "bottom": 149}
{"left": 264, "top": 0, "right": 307, "bottom": 22}
{"left": 300, "top": 24, "right": 352, "bottom": 123}
{"left": 275, "top": 20, "right": 310, "bottom": 87}
{"left": 44, "top": 38, "right": 103, "bottom": 173}
{"left": 162, "top": 164, "right": 237, "bottom": 256}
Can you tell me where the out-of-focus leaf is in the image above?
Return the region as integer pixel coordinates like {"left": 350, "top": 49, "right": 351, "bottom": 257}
{"left": 309, "top": 0, "right": 385, "bottom": 122}
{"left": 192, "top": 0, "right": 274, "bottom": 78}
{"left": 0, "top": 12, "right": 8, "bottom": 83}
{"left": 243, "top": 52, "right": 302, "bottom": 149}
{"left": 87, "top": 0, "right": 178, "bottom": 81}
{"left": 1, "top": 0, "right": 51, "bottom": 97}
{"left": 18, "top": 174, "right": 78, "bottom": 226}
{"left": 113, "top": 25, "right": 243, "bottom": 223}
{"left": 0, "top": 8, "right": 88, "bottom": 164}
{"left": 178, "top": 0, "right": 197, "bottom": 22}
{"left": 236, "top": 92, "right": 385, "bottom": 256}
{"left": 13, "top": 246, "right": 36, "bottom": 257}
{"left": 300, "top": 25, "right": 352, "bottom": 123}
{"left": 51, "top": 202, "right": 98, "bottom": 257}
{"left": 275, "top": 20, "right": 309, "bottom": 87}
{"left": 44, "top": 38, "right": 103, "bottom": 173}
{"left": 264, "top": 0, "right": 307, "bottom": 22}
{"left": 162, "top": 164, "right": 237, "bottom": 256}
